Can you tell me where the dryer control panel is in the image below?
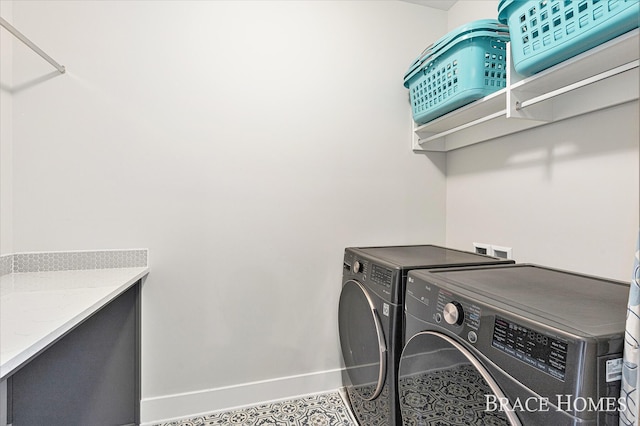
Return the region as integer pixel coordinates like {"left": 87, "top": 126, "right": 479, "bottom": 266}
{"left": 491, "top": 315, "right": 568, "bottom": 381}
{"left": 343, "top": 250, "right": 399, "bottom": 304}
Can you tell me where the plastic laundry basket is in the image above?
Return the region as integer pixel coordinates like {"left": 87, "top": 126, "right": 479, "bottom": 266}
{"left": 404, "top": 20, "right": 510, "bottom": 125}
{"left": 498, "top": 0, "right": 640, "bottom": 76}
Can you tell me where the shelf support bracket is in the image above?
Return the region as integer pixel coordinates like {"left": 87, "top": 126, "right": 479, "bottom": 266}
{"left": 0, "top": 16, "right": 66, "bottom": 73}
{"left": 516, "top": 60, "right": 638, "bottom": 111}
{"left": 507, "top": 87, "right": 554, "bottom": 122}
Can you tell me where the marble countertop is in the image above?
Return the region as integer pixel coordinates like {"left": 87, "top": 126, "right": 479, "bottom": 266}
{"left": 1, "top": 252, "right": 149, "bottom": 380}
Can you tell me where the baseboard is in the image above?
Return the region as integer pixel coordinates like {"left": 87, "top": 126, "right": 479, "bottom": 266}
{"left": 140, "top": 368, "right": 344, "bottom": 425}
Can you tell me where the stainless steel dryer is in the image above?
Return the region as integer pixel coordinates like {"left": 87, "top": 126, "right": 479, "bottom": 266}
{"left": 338, "top": 245, "right": 514, "bottom": 425}
{"left": 399, "top": 264, "right": 629, "bottom": 426}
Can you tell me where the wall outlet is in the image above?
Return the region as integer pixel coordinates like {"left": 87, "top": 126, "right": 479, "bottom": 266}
{"left": 473, "top": 243, "right": 513, "bottom": 260}
{"left": 473, "top": 242, "right": 492, "bottom": 256}
{"left": 491, "top": 245, "right": 513, "bottom": 260}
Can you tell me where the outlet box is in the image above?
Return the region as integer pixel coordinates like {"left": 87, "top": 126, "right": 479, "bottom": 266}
{"left": 473, "top": 242, "right": 492, "bottom": 256}
{"left": 491, "top": 245, "right": 513, "bottom": 260}
{"left": 473, "top": 243, "right": 513, "bottom": 260}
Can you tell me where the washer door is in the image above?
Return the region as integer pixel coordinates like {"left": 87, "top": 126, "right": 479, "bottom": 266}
{"left": 399, "top": 331, "right": 521, "bottom": 425}
{"left": 338, "top": 279, "right": 387, "bottom": 401}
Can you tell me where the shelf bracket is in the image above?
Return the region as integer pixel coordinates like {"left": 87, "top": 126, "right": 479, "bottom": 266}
{"left": 413, "top": 110, "right": 507, "bottom": 152}
{"left": 516, "top": 60, "right": 639, "bottom": 111}
{"left": 413, "top": 131, "right": 445, "bottom": 152}
{"left": 505, "top": 40, "right": 553, "bottom": 122}
{"left": 507, "top": 86, "right": 554, "bottom": 122}
{"left": 0, "top": 16, "right": 66, "bottom": 73}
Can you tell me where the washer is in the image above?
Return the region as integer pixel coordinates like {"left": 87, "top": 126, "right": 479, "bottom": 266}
{"left": 399, "top": 264, "right": 629, "bottom": 426}
{"left": 338, "top": 245, "right": 514, "bottom": 425}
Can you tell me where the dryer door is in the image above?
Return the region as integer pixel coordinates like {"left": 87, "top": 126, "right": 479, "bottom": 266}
{"left": 338, "top": 279, "right": 387, "bottom": 401}
{"left": 399, "top": 331, "right": 521, "bottom": 425}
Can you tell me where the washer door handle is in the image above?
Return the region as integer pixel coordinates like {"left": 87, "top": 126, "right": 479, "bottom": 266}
{"left": 400, "top": 331, "right": 522, "bottom": 426}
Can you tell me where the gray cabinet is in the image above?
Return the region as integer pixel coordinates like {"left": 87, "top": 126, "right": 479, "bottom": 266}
{"left": 7, "top": 282, "right": 141, "bottom": 426}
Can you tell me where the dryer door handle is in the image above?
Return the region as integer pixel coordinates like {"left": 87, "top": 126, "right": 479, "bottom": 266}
{"left": 338, "top": 279, "right": 387, "bottom": 402}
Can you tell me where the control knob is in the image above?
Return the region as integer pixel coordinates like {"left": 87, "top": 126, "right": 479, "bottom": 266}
{"left": 352, "top": 260, "right": 363, "bottom": 274}
{"left": 443, "top": 302, "right": 464, "bottom": 326}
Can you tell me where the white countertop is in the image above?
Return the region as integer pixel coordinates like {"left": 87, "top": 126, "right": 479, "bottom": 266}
{"left": 0, "top": 266, "right": 149, "bottom": 380}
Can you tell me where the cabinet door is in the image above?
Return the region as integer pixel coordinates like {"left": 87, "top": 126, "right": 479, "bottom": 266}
{"left": 9, "top": 282, "right": 140, "bottom": 426}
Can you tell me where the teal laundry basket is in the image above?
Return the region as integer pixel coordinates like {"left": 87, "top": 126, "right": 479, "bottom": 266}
{"left": 498, "top": 0, "right": 640, "bottom": 76}
{"left": 404, "top": 20, "right": 510, "bottom": 125}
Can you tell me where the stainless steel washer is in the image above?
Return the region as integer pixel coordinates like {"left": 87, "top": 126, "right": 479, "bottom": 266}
{"left": 399, "top": 264, "right": 629, "bottom": 425}
{"left": 338, "top": 245, "right": 514, "bottom": 425}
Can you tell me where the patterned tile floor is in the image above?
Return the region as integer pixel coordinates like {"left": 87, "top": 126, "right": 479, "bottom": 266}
{"left": 154, "top": 391, "right": 357, "bottom": 426}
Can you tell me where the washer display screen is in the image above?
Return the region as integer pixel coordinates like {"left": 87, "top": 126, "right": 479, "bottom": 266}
{"left": 492, "top": 316, "right": 568, "bottom": 381}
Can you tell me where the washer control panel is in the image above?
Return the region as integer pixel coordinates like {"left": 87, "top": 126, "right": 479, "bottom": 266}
{"left": 406, "top": 271, "right": 574, "bottom": 384}
{"left": 443, "top": 301, "right": 464, "bottom": 325}
{"left": 436, "top": 290, "right": 482, "bottom": 332}
{"left": 406, "top": 275, "right": 482, "bottom": 344}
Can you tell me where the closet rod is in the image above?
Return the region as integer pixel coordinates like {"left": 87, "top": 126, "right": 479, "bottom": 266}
{"left": 0, "top": 16, "right": 65, "bottom": 73}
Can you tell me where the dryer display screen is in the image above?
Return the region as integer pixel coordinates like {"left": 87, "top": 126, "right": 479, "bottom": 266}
{"left": 492, "top": 316, "right": 567, "bottom": 381}
{"left": 370, "top": 264, "right": 392, "bottom": 288}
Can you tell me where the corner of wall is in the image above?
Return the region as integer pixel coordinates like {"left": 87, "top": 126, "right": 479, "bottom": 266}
{"left": 0, "top": 0, "right": 14, "bottom": 255}
{"left": 447, "top": 0, "right": 500, "bottom": 30}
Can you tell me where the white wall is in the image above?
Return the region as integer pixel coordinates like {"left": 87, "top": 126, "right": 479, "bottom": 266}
{"left": 446, "top": 103, "right": 639, "bottom": 280}
{"left": 5, "top": 1, "right": 637, "bottom": 423}
{"left": 0, "top": 0, "right": 13, "bottom": 255}
{"left": 444, "top": 1, "right": 639, "bottom": 281}
{"left": 447, "top": 0, "right": 497, "bottom": 30}
{"left": 4, "top": 1, "right": 447, "bottom": 422}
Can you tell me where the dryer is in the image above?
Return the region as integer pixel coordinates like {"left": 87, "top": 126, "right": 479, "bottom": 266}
{"left": 399, "top": 264, "right": 629, "bottom": 426}
{"left": 338, "top": 245, "right": 514, "bottom": 425}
